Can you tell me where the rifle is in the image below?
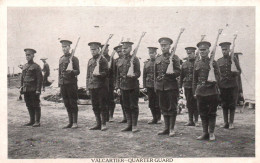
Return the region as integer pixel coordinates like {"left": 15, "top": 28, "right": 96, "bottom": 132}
{"left": 165, "top": 28, "right": 185, "bottom": 74}
{"left": 207, "top": 29, "right": 223, "bottom": 82}
{"left": 127, "top": 32, "right": 146, "bottom": 77}
{"left": 93, "top": 34, "right": 114, "bottom": 75}
{"left": 230, "top": 34, "right": 238, "bottom": 72}
{"left": 195, "top": 35, "right": 206, "bottom": 62}
{"left": 66, "top": 37, "right": 80, "bottom": 71}
{"left": 108, "top": 37, "right": 124, "bottom": 68}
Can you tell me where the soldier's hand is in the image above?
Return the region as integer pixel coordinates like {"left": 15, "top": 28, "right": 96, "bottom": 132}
{"left": 36, "top": 91, "right": 41, "bottom": 95}
{"left": 143, "top": 88, "right": 147, "bottom": 92}
{"left": 193, "top": 95, "right": 197, "bottom": 99}
{"left": 66, "top": 70, "right": 72, "bottom": 73}
{"left": 116, "top": 89, "right": 121, "bottom": 96}
{"left": 86, "top": 90, "right": 90, "bottom": 96}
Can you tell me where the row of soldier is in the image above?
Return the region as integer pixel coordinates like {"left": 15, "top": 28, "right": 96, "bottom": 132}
{"left": 20, "top": 30, "right": 241, "bottom": 141}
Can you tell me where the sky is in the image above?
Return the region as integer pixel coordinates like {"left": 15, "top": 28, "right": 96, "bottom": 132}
{"left": 7, "top": 7, "right": 255, "bottom": 98}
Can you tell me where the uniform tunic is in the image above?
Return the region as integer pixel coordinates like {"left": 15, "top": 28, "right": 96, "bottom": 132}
{"left": 86, "top": 56, "right": 108, "bottom": 115}
{"left": 154, "top": 53, "right": 181, "bottom": 116}
{"left": 59, "top": 54, "right": 80, "bottom": 113}
{"left": 143, "top": 59, "right": 160, "bottom": 117}
{"left": 192, "top": 57, "right": 220, "bottom": 117}
{"left": 217, "top": 56, "right": 241, "bottom": 110}
{"left": 116, "top": 54, "right": 140, "bottom": 115}
{"left": 180, "top": 58, "right": 198, "bottom": 121}
{"left": 21, "top": 61, "right": 43, "bottom": 122}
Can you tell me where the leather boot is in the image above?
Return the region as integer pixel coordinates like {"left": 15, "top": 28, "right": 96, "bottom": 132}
{"left": 156, "top": 108, "right": 162, "bottom": 124}
{"left": 197, "top": 117, "right": 209, "bottom": 140}
{"left": 106, "top": 107, "right": 109, "bottom": 122}
{"left": 33, "top": 107, "right": 41, "bottom": 127}
{"left": 185, "top": 107, "right": 195, "bottom": 126}
{"left": 158, "top": 115, "right": 170, "bottom": 135}
{"left": 119, "top": 106, "right": 127, "bottom": 123}
{"left": 121, "top": 112, "right": 132, "bottom": 131}
{"left": 194, "top": 109, "right": 199, "bottom": 126}
{"left": 89, "top": 113, "right": 101, "bottom": 130}
{"left": 109, "top": 107, "right": 115, "bottom": 122}
{"left": 221, "top": 108, "right": 229, "bottom": 129}
{"left": 62, "top": 112, "right": 73, "bottom": 129}
{"left": 169, "top": 115, "right": 176, "bottom": 137}
{"left": 132, "top": 112, "right": 139, "bottom": 133}
{"left": 229, "top": 108, "right": 235, "bottom": 129}
{"left": 209, "top": 116, "right": 216, "bottom": 141}
{"left": 101, "top": 112, "right": 108, "bottom": 131}
{"left": 71, "top": 112, "right": 78, "bottom": 129}
{"left": 148, "top": 108, "right": 157, "bottom": 124}
{"left": 24, "top": 107, "right": 35, "bottom": 126}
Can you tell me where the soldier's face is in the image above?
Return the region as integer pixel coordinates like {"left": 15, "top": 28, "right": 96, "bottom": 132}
{"left": 90, "top": 47, "right": 100, "bottom": 57}
{"left": 160, "top": 44, "right": 170, "bottom": 53}
{"left": 149, "top": 51, "right": 157, "bottom": 59}
{"left": 122, "top": 46, "right": 132, "bottom": 55}
{"left": 188, "top": 52, "right": 196, "bottom": 59}
{"left": 199, "top": 48, "right": 210, "bottom": 58}
{"left": 26, "top": 54, "right": 34, "bottom": 61}
{"left": 117, "top": 50, "right": 123, "bottom": 58}
{"left": 62, "top": 45, "right": 71, "bottom": 54}
{"left": 222, "top": 48, "right": 230, "bottom": 56}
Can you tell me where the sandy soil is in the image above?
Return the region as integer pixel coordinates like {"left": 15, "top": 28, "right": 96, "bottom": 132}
{"left": 8, "top": 88, "right": 255, "bottom": 158}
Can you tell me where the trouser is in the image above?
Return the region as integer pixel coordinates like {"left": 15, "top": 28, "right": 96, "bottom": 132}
{"left": 121, "top": 88, "right": 139, "bottom": 127}
{"left": 105, "top": 85, "right": 116, "bottom": 121}
{"left": 184, "top": 88, "right": 198, "bottom": 122}
{"left": 24, "top": 92, "right": 41, "bottom": 123}
{"left": 157, "top": 89, "right": 178, "bottom": 116}
{"left": 220, "top": 87, "right": 238, "bottom": 124}
{"left": 197, "top": 95, "right": 219, "bottom": 133}
{"left": 60, "top": 84, "right": 79, "bottom": 124}
{"left": 90, "top": 87, "right": 108, "bottom": 125}
{"left": 147, "top": 87, "right": 161, "bottom": 121}
{"left": 119, "top": 92, "right": 126, "bottom": 120}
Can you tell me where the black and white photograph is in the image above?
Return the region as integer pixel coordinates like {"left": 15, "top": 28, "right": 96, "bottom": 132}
{"left": 1, "top": 0, "right": 258, "bottom": 161}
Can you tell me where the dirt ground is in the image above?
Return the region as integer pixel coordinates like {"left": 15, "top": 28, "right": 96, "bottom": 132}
{"left": 8, "top": 87, "right": 255, "bottom": 158}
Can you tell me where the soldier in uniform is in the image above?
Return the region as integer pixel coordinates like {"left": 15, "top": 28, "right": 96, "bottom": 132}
{"left": 217, "top": 42, "right": 241, "bottom": 129}
{"left": 20, "top": 48, "right": 43, "bottom": 127}
{"left": 114, "top": 45, "right": 127, "bottom": 123}
{"left": 155, "top": 37, "right": 181, "bottom": 137}
{"left": 143, "top": 47, "right": 161, "bottom": 124}
{"left": 116, "top": 41, "right": 141, "bottom": 132}
{"left": 40, "top": 58, "right": 50, "bottom": 91}
{"left": 180, "top": 47, "right": 199, "bottom": 126}
{"left": 101, "top": 44, "right": 116, "bottom": 122}
{"left": 87, "top": 42, "right": 109, "bottom": 131}
{"left": 59, "top": 40, "right": 80, "bottom": 129}
{"left": 193, "top": 41, "right": 221, "bottom": 141}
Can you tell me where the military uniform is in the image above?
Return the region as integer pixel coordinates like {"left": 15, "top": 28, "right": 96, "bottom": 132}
{"left": 87, "top": 42, "right": 109, "bottom": 131}
{"left": 217, "top": 42, "right": 241, "bottom": 129}
{"left": 180, "top": 47, "right": 198, "bottom": 126}
{"left": 155, "top": 37, "right": 181, "bottom": 137}
{"left": 143, "top": 47, "right": 161, "bottom": 124}
{"left": 41, "top": 58, "right": 51, "bottom": 90}
{"left": 102, "top": 44, "right": 116, "bottom": 122}
{"left": 21, "top": 48, "right": 43, "bottom": 127}
{"left": 193, "top": 41, "right": 221, "bottom": 141}
{"left": 59, "top": 40, "right": 80, "bottom": 129}
{"left": 114, "top": 45, "right": 127, "bottom": 123}
{"left": 116, "top": 41, "right": 140, "bottom": 132}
